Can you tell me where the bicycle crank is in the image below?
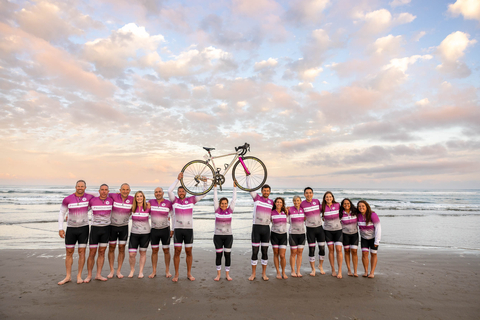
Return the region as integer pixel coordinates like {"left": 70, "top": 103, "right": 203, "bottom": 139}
{"left": 214, "top": 174, "right": 226, "bottom": 191}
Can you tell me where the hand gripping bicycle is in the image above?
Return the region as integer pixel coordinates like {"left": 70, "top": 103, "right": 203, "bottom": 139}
{"left": 180, "top": 143, "right": 267, "bottom": 195}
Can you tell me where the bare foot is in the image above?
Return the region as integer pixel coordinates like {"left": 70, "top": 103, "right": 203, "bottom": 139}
{"left": 76, "top": 276, "right": 84, "bottom": 284}
{"left": 282, "top": 273, "right": 288, "bottom": 279}
{"left": 248, "top": 274, "right": 256, "bottom": 281}
{"left": 337, "top": 273, "right": 343, "bottom": 279}
{"left": 368, "top": 273, "right": 375, "bottom": 278}
{"left": 83, "top": 276, "right": 92, "bottom": 283}
{"left": 165, "top": 272, "right": 172, "bottom": 278}
{"left": 214, "top": 275, "right": 221, "bottom": 281}
{"left": 116, "top": 272, "right": 124, "bottom": 279}
{"left": 262, "top": 275, "right": 269, "bottom": 281}
{"left": 128, "top": 271, "right": 134, "bottom": 278}
{"left": 58, "top": 277, "right": 71, "bottom": 285}
{"left": 138, "top": 273, "right": 144, "bottom": 279}
{"left": 148, "top": 272, "right": 156, "bottom": 279}
{"left": 291, "top": 272, "right": 298, "bottom": 277}
{"left": 95, "top": 275, "right": 108, "bottom": 281}
{"left": 187, "top": 275, "right": 195, "bottom": 281}
{"left": 348, "top": 270, "right": 353, "bottom": 276}
{"left": 297, "top": 273, "right": 303, "bottom": 277}
{"left": 332, "top": 271, "right": 337, "bottom": 277}
{"left": 362, "top": 272, "right": 368, "bottom": 277}
{"left": 354, "top": 273, "right": 358, "bottom": 277}
{"left": 318, "top": 265, "right": 325, "bottom": 275}
{"left": 107, "top": 271, "right": 114, "bottom": 279}
{"left": 309, "top": 270, "right": 316, "bottom": 277}
{"left": 172, "top": 275, "right": 179, "bottom": 282}
{"left": 226, "top": 275, "right": 233, "bottom": 281}
{"left": 276, "top": 273, "right": 282, "bottom": 279}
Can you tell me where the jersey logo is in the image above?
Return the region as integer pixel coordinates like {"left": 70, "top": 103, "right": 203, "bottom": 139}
{"left": 185, "top": 201, "right": 189, "bottom": 204}
{"left": 82, "top": 197, "right": 87, "bottom": 201}
{"left": 106, "top": 201, "right": 110, "bottom": 204}
{"left": 313, "top": 202, "right": 316, "bottom": 205}
{"left": 126, "top": 200, "right": 130, "bottom": 203}
{"left": 162, "top": 203, "right": 165, "bottom": 206}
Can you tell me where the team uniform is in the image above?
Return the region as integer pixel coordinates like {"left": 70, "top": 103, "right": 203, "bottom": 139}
{"left": 288, "top": 206, "right": 306, "bottom": 250}
{"left": 148, "top": 199, "right": 173, "bottom": 249}
{"left": 213, "top": 186, "right": 236, "bottom": 272}
{"left": 341, "top": 211, "right": 359, "bottom": 250}
{"left": 358, "top": 212, "right": 382, "bottom": 254}
{"left": 300, "top": 199, "right": 326, "bottom": 262}
{"left": 128, "top": 206, "right": 151, "bottom": 253}
{"left": 59, "top": 193, "right": 95, "bottom": 248}
{"left": 168, "top": 180, "right": 206, "bottom": 248}
{"left": 88, "top": 196, "right": 113, "bottom": 249}
{"left": 270, "top": 210, "right": 288, "bottom": 249}
{"left": 323, "top": 203, "right": 343, "bottom": 247}
{"left": 109, "top": 193, "right": 133, "bottom": 246}
{"left": 249, "top": 189, "right": 273, "bottom": 266}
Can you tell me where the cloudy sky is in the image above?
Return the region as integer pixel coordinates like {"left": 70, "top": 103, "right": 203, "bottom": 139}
{"left": 1, "top": 0, "right": 479, "bottom": 189}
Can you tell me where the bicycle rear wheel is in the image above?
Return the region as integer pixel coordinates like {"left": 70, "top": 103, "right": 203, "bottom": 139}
{"left": 181, "top": 160, "right": 215, "bottom": 195}
{"left": 232, "top": 156, "right": 267, "bottom": 192}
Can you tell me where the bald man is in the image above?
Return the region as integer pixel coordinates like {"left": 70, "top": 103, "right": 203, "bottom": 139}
{"left": 148, "top": 187, "right": 174, "bottom": 278}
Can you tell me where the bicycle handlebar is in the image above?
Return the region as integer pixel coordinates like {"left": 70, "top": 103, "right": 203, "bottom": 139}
{"left": 235, "top": 142, "right": 250, "bottom": 156}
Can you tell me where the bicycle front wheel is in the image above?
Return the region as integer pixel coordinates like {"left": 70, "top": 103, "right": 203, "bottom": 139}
{"left": 232, "top": 156, "right": 267, "bottom": 192}
{"left": 181, "top": 160, "right": 215, "bottom": 195}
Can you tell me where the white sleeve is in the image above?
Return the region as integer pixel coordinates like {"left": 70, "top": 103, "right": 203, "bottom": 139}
{"left": 58, "top": 206, "right": 67, "bottom": 230}
{"left": 246, "top": 176, "right": 257, "bottom": 199}
{"left": 168, "top": 179, "right": 179, "bottom": 202}
{"left": 229, "top": 186, "right": 237, "bottom": 212}
{"left": 374, "top": 222, "right": 382, "bottom": 245}
{"left": 213, "top": 186, "right": 219, "bottom": 211}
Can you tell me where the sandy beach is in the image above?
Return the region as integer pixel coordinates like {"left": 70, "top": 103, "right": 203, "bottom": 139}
{"left": 0, "top": 244, "right": 479, "bottom": 319}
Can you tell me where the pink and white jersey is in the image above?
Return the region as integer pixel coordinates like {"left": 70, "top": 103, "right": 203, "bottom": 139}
{"left": 288, "top": 206, "right": 305, "bottom": 234}
{"left": 271, "top": 210, "right": 287, "bottom": 234}
{"left": 89, "top": 196, "right": 113, "bottom": 227}
{"left": 251, "top": 194, "right": 273, "bottom": 225}
{"left": 323, "top": 203, "right": 342, "bottom": 231}
{"left": 358, "top": 212, "right": 381, "bottom": 244}
{"left": 109, "top": 193, "right": 134, "bottom": 227}
{"left": 300, "top": 199, "right": 322, "bottom": 228}
{"left": 131, "top": 206, "right": 151, "bottom": 234}
{"left": 148, "top": 199, "right": 172, "bottom": 229}
{"left": 213, "top": 186, "right": 236, "bottom": 236}
{"left": 59, "top": 193, "right": 95, "bottom": 229}
{"left": 341, "top": 212, "right": 358, "bottom": 234}
{"left": 171, "top": 196, "right": 197, "bottom": 229}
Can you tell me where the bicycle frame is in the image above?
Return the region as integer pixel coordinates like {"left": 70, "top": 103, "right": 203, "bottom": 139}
{"left": 205, "top": 150, "right": 251, "bottom": 178}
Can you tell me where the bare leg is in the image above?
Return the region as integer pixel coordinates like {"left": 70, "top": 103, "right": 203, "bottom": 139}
{"left": 319, "top": 259, "right": 325, "bottom": 274}
{"left": 185, "top": 247, "right": 195, "bottom": 281}
{"left": 95, "top": 247, "right": 108, "bottom": 281}
{"left": 117, "top": 244, "right": 126, "bottom": 278}
{"left": 84, "top": 247, "right": 97, "bottom": 283}
{"left": 249, "top": 264, "right": 257, "bottom": 281}
{"left": 128, "top": 251, "right": 136, "bottom": 278}
{"left": 362, "top": 251, "right": 369, "bottom": 277}
{"left": 138, "top": 250, "right": 146, "bottom": 278}
{"left": 280, "top": 249, "right": 287, "bottom": 279}
{"left": 290, "top": 249, "right": 297, "bottom": 277}
{"left": 352, "top": 249, "right": 358, "bottom": 277}
{"left": 77, "top": 248, "right": 86, "bottom": 284}
{"left": 172, "top": 246, "right": 182, "bottom": 282}
{"left": 214, "top": 269, "right": 221, "bottom": 281}
{"left": 368, "top": 253, "right": 377, "bottom": 278}
{"left": 296, "top": 248, "right": 303, "bottom": 277}
{"left": 163, "top": 247, "right": 172, "bottom": 278}
{"left": 344, "top": 248, "right": 352, "bottom": 276}
{"left": 58, "top": 248, "right": 74, "bottom": 285}
{"left": 309, "top": 260, "right": 316, "bottom": 277}
{"left": 226, "top": 270, "right": 232, "bottom": 281}
{"left": 107, "top": 244, "right": 116, "bottom": 278}
{"left": 328, "top": 244, "right": 336, "bottom": 277}
{"left": 336, "top": 245, "right": 343, "bottom": 279}
{"left": 273, "top": 248, "right": 281, "bottom": 279}
{"left": 149, "top": 247, "right": 159, "bottom": 278}
{"left": 261, "top": 264, "right": 269, "bottom": 281}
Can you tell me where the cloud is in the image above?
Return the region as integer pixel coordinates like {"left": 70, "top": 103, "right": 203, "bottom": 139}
{"left": 284, "top": 0, "right": 331, "bottom": 25}
{"left": 357, "top": 9, "right": 416, "bottom": 35}
{"left": 448, "top": 0, "right": 480, "bottom": 21}
{"left": 372, "top": 34, "right": 404, "bottom": 56}
{"left": 254, "top": 58, "right": 278, "bottom": 71}
{"left": 436, "top": 31, "right": 477, "bottom": 78}
{"left": 390, "top": 0, "right": 411, "bottom": 7}
{"left": 232, "top": 0, "right": 283, "bottom": 18}
{"left": 412, "top": 31, "right": 426, "bottom": 42}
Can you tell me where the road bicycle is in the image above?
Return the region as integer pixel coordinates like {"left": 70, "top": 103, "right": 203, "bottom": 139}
{"left": 180, "top": 143, "right": 267, "bottom": 195}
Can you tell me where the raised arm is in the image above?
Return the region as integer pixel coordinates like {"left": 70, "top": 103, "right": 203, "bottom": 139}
{"left": 246, "top": 176, "right": 257, "bottom": 199}
{"left": 229, "top": 184, "right": 237, "bottom": 211}
{"left": 168, "top": 177, "right": 179, "bottom": 202}
{"left": 213, "top": 185, "right": 219, "bottom": 211}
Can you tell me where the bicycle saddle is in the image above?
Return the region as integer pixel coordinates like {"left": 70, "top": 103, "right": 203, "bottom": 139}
{"left": 203, "top": 147, "right": 215, "bottom": 151}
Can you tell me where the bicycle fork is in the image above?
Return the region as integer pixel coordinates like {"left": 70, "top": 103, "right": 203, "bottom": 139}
{"left": 238, "top": 156, "right": 251, "bottom": 175}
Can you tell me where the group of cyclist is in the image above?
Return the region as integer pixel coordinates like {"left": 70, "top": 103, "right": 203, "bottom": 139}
{"left": 58, "top": 175, "right": 381, "bottom": 285}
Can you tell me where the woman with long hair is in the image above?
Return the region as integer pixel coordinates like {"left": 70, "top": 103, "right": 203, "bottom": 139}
{"left": 212, "top": 182, "right": 237, "bottom": 281}
{"left": 321, "top": 191, "right": 343, "bottom": 279}
{"left": 340, "top": 198, "right": 358, "bottom": 277}
{"left": 271, "top": 197, "right": 288, "bottom": 279}
{"left": 287, "top": 195, "right": 305, "bottom": 277}
{"left": 357, "top": 200, "right": 381, "bottom": 278}
{"left": 128, "top": 191, "right": 151, "bottom": 278}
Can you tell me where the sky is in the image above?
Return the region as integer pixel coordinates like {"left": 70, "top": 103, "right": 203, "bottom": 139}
{"left": 0, "top": 0, "right": 479, "bottom": 189}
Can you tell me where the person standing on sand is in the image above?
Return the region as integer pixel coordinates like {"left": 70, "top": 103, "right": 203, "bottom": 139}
{"left": 288, "top": 196, "right": 306, "bottom": 278}
{"left": 340, "top": 198, "right": 359, "bottom": 277}
{"left": 168, "top": 172, "right": 207, "bottom": 282}
{"left": 58, "top": 180, "right": 94, "bottom": 285}
{"left": 84, "top": 184, "right": 113, "bottom": 283}
{"left": 127, "top": 191, "right": 151, "bottom": 278}
{"left": 212, "top": 182, "right": 237, "bottom": 281}
{"left": 107, "top": 183, "right": 133, "bottom": 279}
{"left": 248, "top": 181, "right": 273, "bottom": 281}
{"left": 148, "top": 187, "right": 174, "bottom": 279}
{"left": 271, "top": 197, "right": 288, "bottom": 280}
{"left": 322, "top": 191, "right": 343, "bottom": 279}
{"left": 357, "top": 200, "right": 381, "bottom": 278}
{"left": 300, "top": 187, "right": 326, "bottom": 276}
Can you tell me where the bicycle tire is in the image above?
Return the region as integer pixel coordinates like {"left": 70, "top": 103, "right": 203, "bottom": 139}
{"left": 180, "top": 160, "right": 215, "bottom": 195}
{"left": 232, "top": 156, "right": 267, "bottom": 192}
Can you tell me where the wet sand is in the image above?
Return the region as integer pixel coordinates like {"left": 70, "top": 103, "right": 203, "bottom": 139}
{"left": 0, "top": 245, "right": 479, "bottom": 319}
